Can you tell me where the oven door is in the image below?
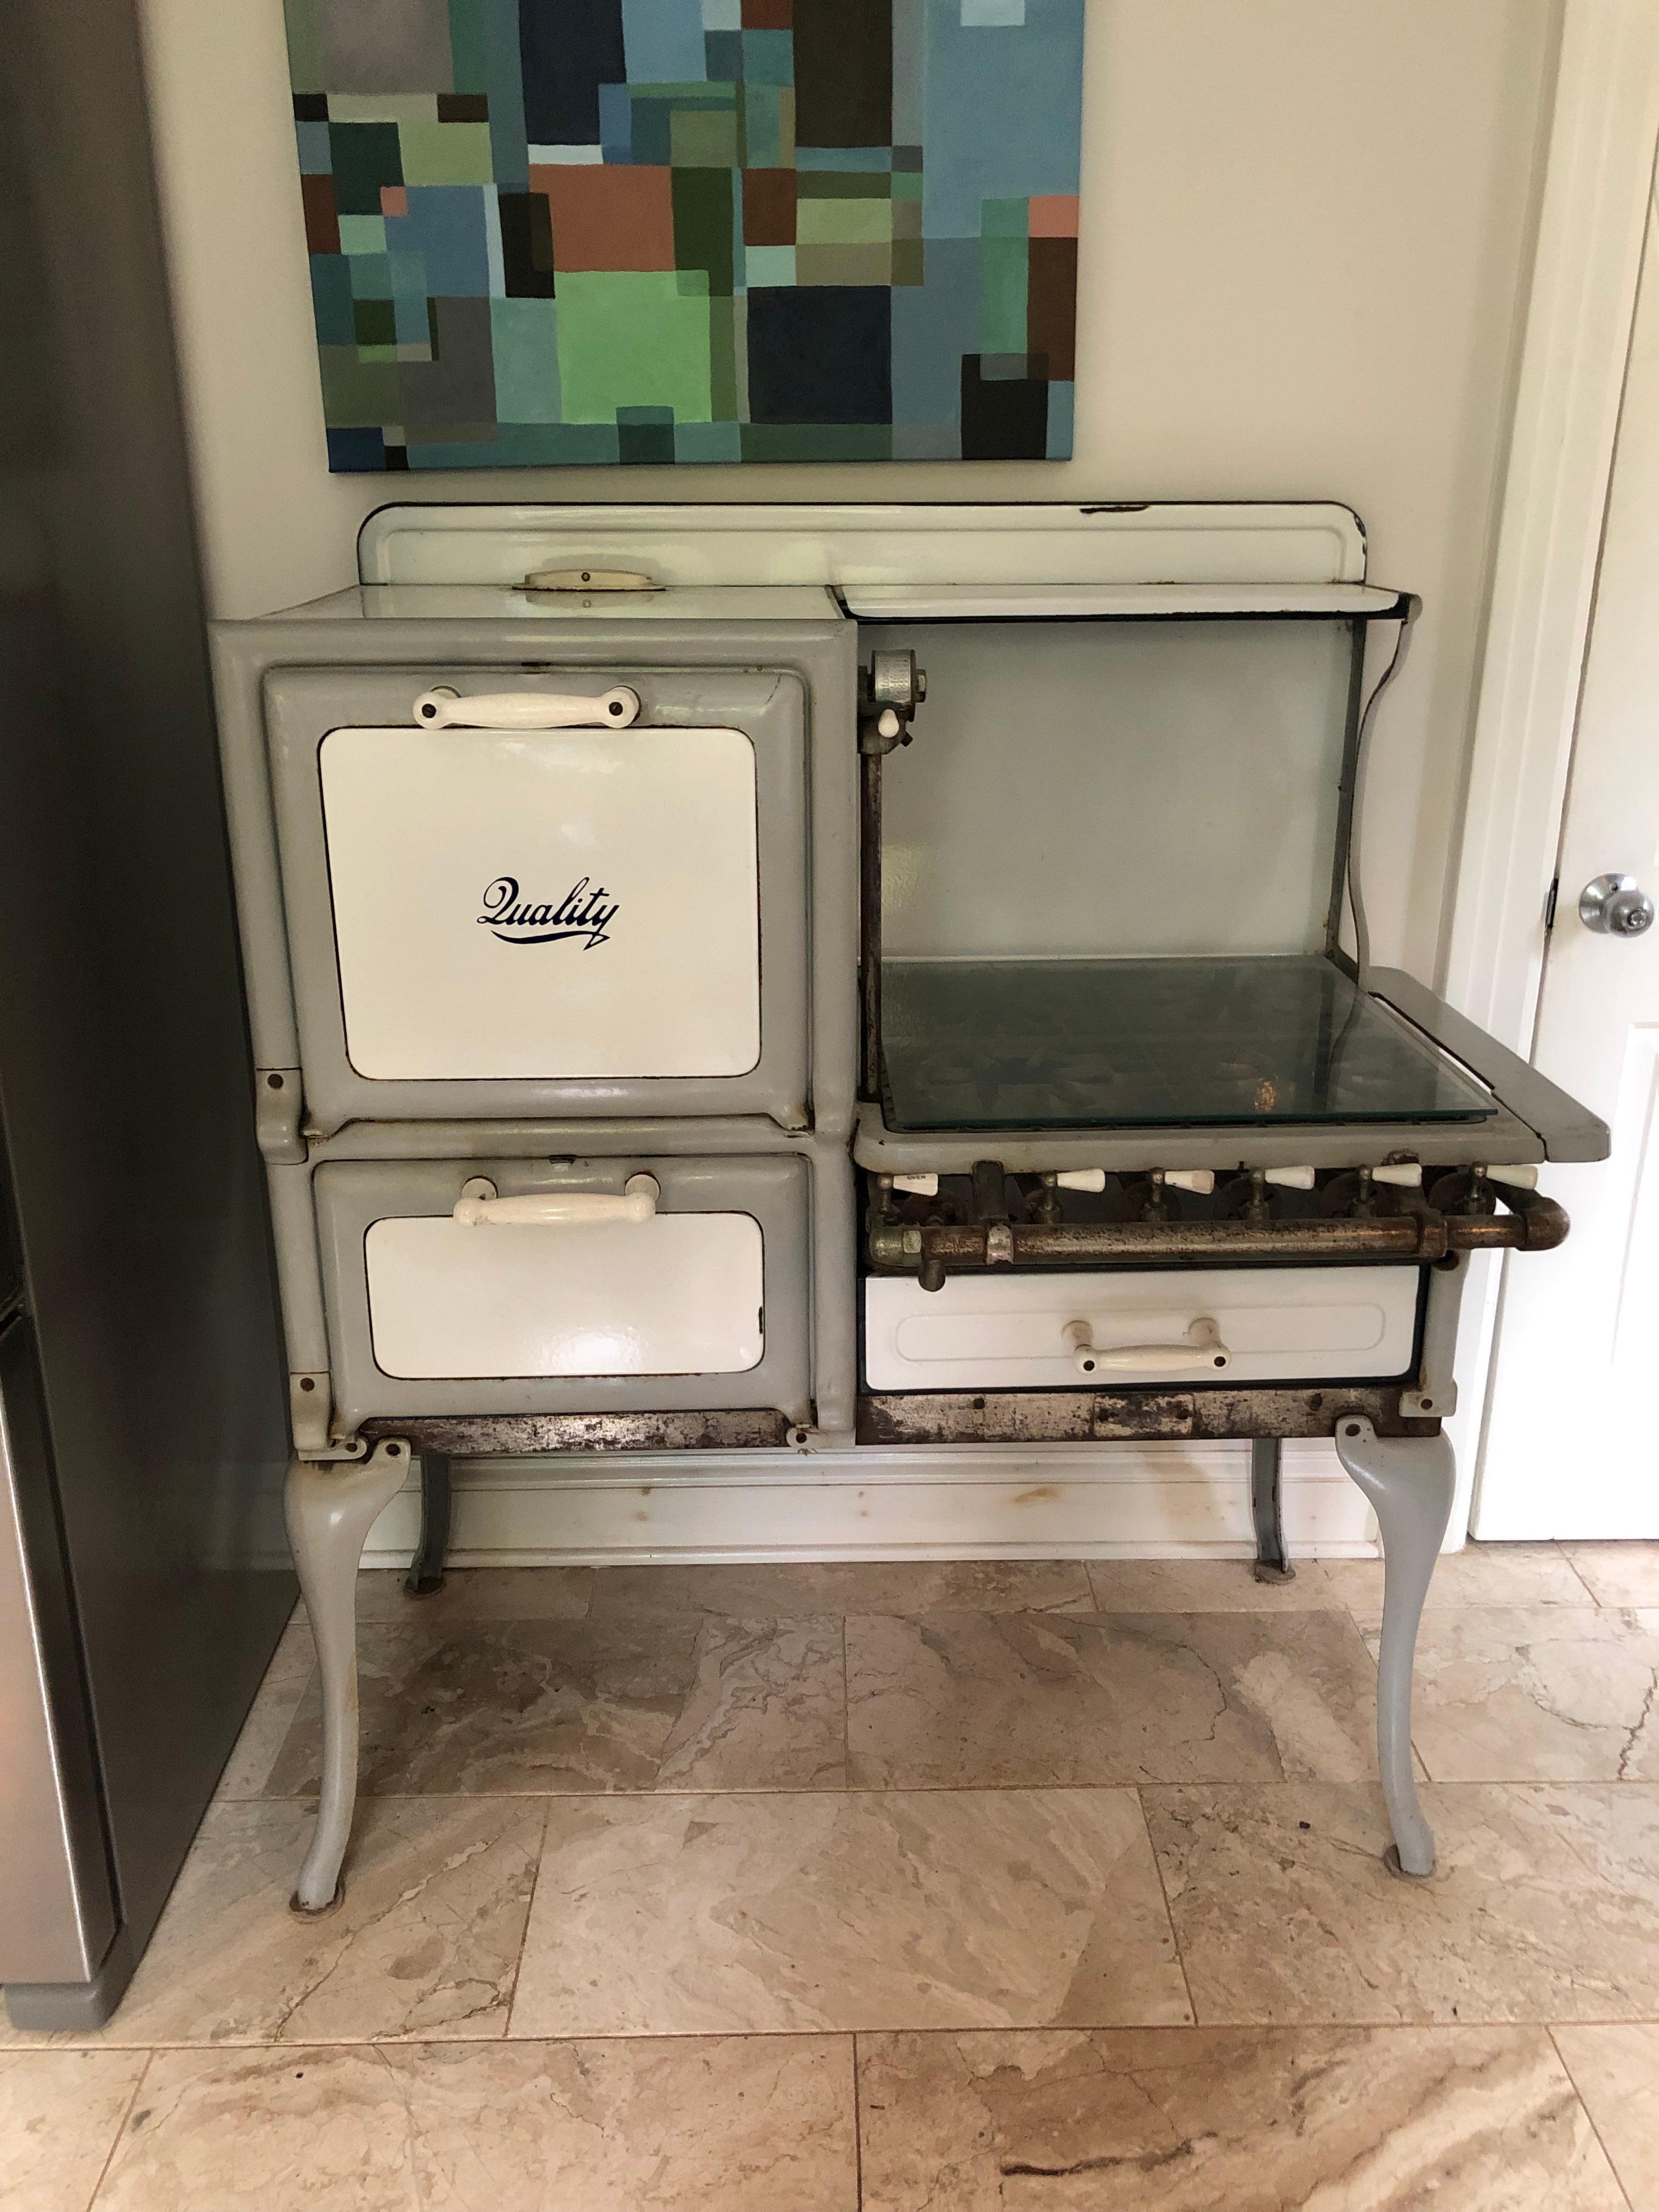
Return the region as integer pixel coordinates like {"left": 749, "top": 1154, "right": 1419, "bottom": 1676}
{"left": 265, "top": 667, "right": 807, "bottom": 1133}
{"left": 315, "top": 1154, "right": 810, "bottom": 1431}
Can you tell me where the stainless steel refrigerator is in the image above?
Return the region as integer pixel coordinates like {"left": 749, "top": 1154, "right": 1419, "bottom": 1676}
{"left": 0, "top": 0, "right": 294, "bottom": 2028}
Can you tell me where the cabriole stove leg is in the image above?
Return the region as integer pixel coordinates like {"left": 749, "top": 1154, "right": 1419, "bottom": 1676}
{"left": 1250, "top": 1435, "right": 1294, "bottom": 1583}
{"left": 1333, "top": 1414, "right": 1454, "bottom": 1878}
{"left": 405, "top": 1450, "right": 452, "bottom": 1598}
{"left": 284, "top": 1441, "right": 409, "bottom": 1914}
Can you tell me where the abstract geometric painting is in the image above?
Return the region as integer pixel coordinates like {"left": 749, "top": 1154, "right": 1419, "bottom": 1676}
{"left": 284, "top": 0, "right": 1085, "bottom": 467}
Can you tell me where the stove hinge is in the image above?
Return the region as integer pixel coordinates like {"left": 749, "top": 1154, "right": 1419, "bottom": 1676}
{"left": 255, "top": 1067, "right": 306, "bottom": 1164}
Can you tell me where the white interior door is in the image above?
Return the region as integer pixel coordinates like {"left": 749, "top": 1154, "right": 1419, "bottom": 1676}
{"left": 1476, "top": 191, "right": 1659, "bottom": 1538}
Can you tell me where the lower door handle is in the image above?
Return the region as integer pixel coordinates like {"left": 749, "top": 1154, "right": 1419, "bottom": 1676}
{"left": 1063, "top": 1316, "right": 1231, "bottom": 1374}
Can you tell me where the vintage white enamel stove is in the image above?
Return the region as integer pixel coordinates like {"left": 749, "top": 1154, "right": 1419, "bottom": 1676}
{"left": 212, "top": 501, "right": 1606, "bottom": 1912}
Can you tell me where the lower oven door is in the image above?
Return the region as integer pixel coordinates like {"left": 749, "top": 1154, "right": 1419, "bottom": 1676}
{"left": 315, "top": 1155, "right": 810, "bottom": 1429}
{"left": 863, "top": 1266, "right": 1420, "bottom": 1391}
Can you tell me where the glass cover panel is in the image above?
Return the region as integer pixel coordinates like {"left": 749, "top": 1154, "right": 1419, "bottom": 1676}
{"left": 881, "top": 956, "right": 1497, "bottom": 1130}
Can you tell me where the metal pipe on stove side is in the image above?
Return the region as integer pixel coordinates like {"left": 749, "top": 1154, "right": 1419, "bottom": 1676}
{"left": 866, "top": 1184, "right": 1567, "bottom": 1273}
{"left": 860, "top": 751, "right": 884, "bottom": 1101}
{"left": 857, "top": 651, "right": 926, "bottom": 1103}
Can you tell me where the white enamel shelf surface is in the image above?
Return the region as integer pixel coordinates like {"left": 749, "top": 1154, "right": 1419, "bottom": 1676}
{"left": 357, "top": 501, "right": 1369, "bottom": 590}
{"left": 841, "top": 582, "right": 1404, "bottom": 620}
{"left": 277, "top": 585, "right": 842, "bottom": 623}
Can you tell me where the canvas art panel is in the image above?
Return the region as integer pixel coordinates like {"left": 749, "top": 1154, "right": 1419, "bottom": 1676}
{"left": 284, "top": 0, "right": 1085, "bottom": 467}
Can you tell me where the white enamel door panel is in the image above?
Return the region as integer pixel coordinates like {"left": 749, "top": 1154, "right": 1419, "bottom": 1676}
{"left": 321, "top": 723, "right": 758, "bottom": 1080}
{"left": 365, "top": 1211, "right": 763, "bottom": 1379}
{"left": 1477, "top": 208, "right": 1659, "bottom": 1538}
{"left": 864, "top": 1267, "right": 1419, "bottom": 1390}
{"left": 313, "top": 1154, "right": 812, "bottom": 1428}
{"left": 260, "top": 665, "right": 811, "bottom": 1133}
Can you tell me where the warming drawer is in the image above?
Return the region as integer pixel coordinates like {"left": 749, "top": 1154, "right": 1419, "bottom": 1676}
{"left": 315, "top": 1155, "right": 811, "bottom": 1429}
{"left": 263, "top": 667, "right": 808, "bottom": 1133}
{"left": 864, "top": 1266, "right": 1421, "bottom": 1391}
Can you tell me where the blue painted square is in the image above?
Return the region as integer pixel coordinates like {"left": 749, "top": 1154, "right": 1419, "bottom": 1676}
{"left": 623, "top": 0, "right": 708, "bottom": 82}
{"left": 385, "top": 187, "right": 494, "bottom": 298}
{"left": 740, "top": 29, "right": 793, "bottom": 85}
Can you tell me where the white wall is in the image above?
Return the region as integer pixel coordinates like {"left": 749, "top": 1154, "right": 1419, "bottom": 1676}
{"left": 139, "top": 0, "right": 1559, "bottom": 984}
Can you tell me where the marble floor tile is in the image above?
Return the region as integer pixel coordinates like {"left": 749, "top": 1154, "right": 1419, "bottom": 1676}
{"left": 1553, "top": 2023, "right": 1659, "bottom": 2212}
{"left": 511, "top": 1788, "right": 1190, "bottom": 2036}
{"left": 266, "top": 1613, "right": 844, "bottom": 1797}
{"left": 0, "top": 2050, "right": 148, "bottom": 2212}
{"left": 856, "top": 2025, "right": 1624, "bottom": 2212}
{"left": 91, "top": 2039, "right": 858, "bottom": 2212}
{"left": 352, "top": 1565, "right": 593, "bottom": 1622}
{"left": 12, "top": 1797, "right": 544, "bottom": 2047}
{"left": 1348, "top": 1607, "right": 1659, "bottom": 1782}
{"left": 584, "top": 1559, "right": 1096, "bottom": 1617}
{"left": 846, "top": 1609, "right": 1378, "bottom": 1789}
{"left": 1562, "top": 1541, "right": 1659, "bottom": 1609}
{"left": 653, "top": 1614, "right": 847, "bottom": 1789}
{"left": 264, "top": 1616, "right": 709, "bottom": 1795}
{"left": 1324, "top": 1542, "right": 1594, "bottom": 1612}
{"left": 1083, "top": 1559, "right": 1345, "bottom": 1610}
{"left": 1145, "top": 1780, "right": 1659, "bottom": 2024}
{"left": 214, "top": 1617, "right": 315, "bottom": 1799}
{"left": 91, "top": 2047, "right": 423, "bottom": 2212}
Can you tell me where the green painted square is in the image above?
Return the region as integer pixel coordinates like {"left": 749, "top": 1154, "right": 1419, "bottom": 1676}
{"left": 891, "top": 237, "right": 925, "bottom": 286}
{"left": 337, "top": 215, "right": 389, "bottom": 256}
{"left": 740, "top": 29, "right": 793, "bottom": 85}
{"left": 980, "top": 232, "right": 1027, "bottom": 353}
{"left": 742, "top": 83, "right": 782, "bottom": 167}
{"left": 492, "top": 298, "right": 561, "bottom": 422}
{"left": 330, "top": 94, "right": 439, "bottom": 125}
{"left": 797, "top": 196, "right": 891, "bottom": 246}
{"left": 398, "top": 121, "right": 494, "bottom": 185}
{"left": 745, "top": 245, "right": 796, "bottom": 286}
{"left": 328, "top": 122, "right": 402, "bottom": 213}
{"left": 797, "top": 172, "right": 890, "bottom": 199}
{"left": 353, "top": 297, "right": 397, "bottom": 346}
{"left": 318, "top": 344, "right": 401, "bottom": 422}
{"left": 981, "top": 195, "right": 1030, "bottom": 239}
{"left": 555, "top": 272, "right": 713, "bottom": 424}
{"left": 670, "top": 106, "right": 738, "bottom": 167}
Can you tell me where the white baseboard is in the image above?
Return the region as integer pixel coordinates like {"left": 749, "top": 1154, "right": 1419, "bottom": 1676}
{"left": 363, "top": 1440, "right": 1380, "bottom": 1566}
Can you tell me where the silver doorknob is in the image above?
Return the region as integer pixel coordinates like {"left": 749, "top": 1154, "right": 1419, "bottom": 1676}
{"left": 1579, "top": 873, "right": 1656, "bottom": 938}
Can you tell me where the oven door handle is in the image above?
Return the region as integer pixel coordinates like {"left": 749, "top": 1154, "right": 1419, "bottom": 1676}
{"left": 1063, "top": 1317, "right": 1231, "bottom": 1375}
{"left": 453, "top": 1175, "right": 659, "bottom": 1227}
{"left": 413, "top": 685, "right": 642, "bottom": 731}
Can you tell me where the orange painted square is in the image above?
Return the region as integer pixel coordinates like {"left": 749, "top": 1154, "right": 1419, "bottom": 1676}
{"left": 530, "top": 164, "right": 676, "bottom": 272}
{"left": 743, "top": 0, "right": 792, "bottom": 24}
{"left": 380, "top": 184, "right": 409, "bottom": 218}
{"left": 1028, "top": 194, "right": 1079, "bottom": 239}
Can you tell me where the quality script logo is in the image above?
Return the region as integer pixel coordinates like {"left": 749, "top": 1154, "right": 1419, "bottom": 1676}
{"left": 477, "top": 875, "right": 619, "bottom": 949}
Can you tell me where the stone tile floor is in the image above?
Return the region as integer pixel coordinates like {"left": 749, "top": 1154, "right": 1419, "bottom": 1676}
{"left": 4, "top": 1541, "right": 1659, "bottom": 2210}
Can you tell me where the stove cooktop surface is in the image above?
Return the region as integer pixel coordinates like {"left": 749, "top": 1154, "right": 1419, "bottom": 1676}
{"left": 880, "top": 955, "right": 1498, "bottom": 1132}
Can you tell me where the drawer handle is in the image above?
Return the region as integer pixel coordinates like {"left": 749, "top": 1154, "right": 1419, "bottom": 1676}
{"left": 1063, "top": 1317, "right": 1231, "bottom": 1375}
{"left": 413, "top": 685, "right": 642, "bottom": 731}
{"left": 453, "top": 1174, "right": 659, "bottom": 1227}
